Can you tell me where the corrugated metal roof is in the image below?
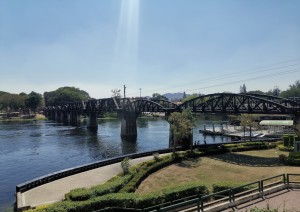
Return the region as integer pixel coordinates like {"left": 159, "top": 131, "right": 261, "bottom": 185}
{"left": 259, "top": 120, "right": 293, "bottom": 126}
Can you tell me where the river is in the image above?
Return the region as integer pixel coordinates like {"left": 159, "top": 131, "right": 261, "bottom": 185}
{"left": 0, "top": 115, "right": 230, "bottom": 210}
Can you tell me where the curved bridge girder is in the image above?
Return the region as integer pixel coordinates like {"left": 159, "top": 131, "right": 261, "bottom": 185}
{"left": 123, "top": 99, "right": 167, "bottom": 112}
{"left": 176, "top": 93, "right": 295, "bottom": 114}
{"left": 152, "top": 99, "right": 178, "bottom": 109}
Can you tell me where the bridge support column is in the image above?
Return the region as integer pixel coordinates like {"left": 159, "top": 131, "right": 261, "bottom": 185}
{"left": 46, "top": 111, "right": 56, "bottom": 121}
{"left": 55, "top": 111, "right": 62, "bottom": 122}
{"left": 120, "top": 111, "right": 138, "bottom": 138}
{"left": 70, "top": 111, "right": 80, "bottom": 126}
{"left": 86, "top": 112, "right": 98, "bottom": 131}
{"left": 62, "top": 111, "right": 69, "bottom": 125}
{"left": 294, "top": 115, "right": 300, "bottom": 137}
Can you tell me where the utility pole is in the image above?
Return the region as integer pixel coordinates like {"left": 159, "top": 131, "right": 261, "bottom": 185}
{"left": 139, "top": 88, "right": 141, "bottom": 98}
{"left": 123, "top": 85, "right": 126, "bottom": 98}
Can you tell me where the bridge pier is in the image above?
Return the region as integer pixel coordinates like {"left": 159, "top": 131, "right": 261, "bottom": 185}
{"left": 62, "top": 111, "right": 69, "bottom": 125}
{"left": 45, "top": 111, "right": 56, "bottom": 121}
{"left": 86, "top": 112, "right": 98, "bottom": 131}
{"left": 55, "top": 111, "right": 62, "bottom": 122}
{"left": 70, "top": 111, "right": 80, "bottom": 126}
{"left": 120, "top": 111, "right": 138, "bottom": 138}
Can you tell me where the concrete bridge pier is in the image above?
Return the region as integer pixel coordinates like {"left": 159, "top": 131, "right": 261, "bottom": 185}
{"left": 69, "top": 111, "right": 80, "bottom": 126}
{"left": 55, "top": 111, "right": 62, "bottom": 122}
{"left": 45, "top": 111, "right": 55, "bottom": 121}
{"left": 86, "top": 112, "right": 98, "bottom": 131}
{"left": 120, "top": 111, "right": 139, "bottom": 138}
{"left": 62, "top": 111, "right": 69, "bottom": 125}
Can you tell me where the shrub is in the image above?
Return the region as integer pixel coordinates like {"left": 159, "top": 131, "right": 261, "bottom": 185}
{"left": 68, "top": 188, "right": 92, "bottom": 201}
{"left": 153, "top": 153, "right": 160, "bottom": 162}
{"left": 286, "top": 152, "right": 300, "bottom": 166}
{"left": 278, "top": 154, "right": 287, "bottom": 163}
{"left": 277, "top": 144, "right": 294, "bottom": 152}
{"left": 121, "top": 157, "right": 131, "bottom": 174}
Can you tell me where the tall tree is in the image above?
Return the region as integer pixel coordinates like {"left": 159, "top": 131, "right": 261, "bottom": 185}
{"left": 168, "top": 109, "right": 196, "bottom": 151}
{"left": 240, "top": 84, "right": 247, "bottom": 94}
{"left": 25, "top": 91, "right": 43, "bottom": 113}
{"left": 44, "top": 87, "right": 90, "bottom": 106}
{"left": 280, "top": 80, "right": 300, "bottom": 98}
{"left": 239, "top": 114, "right": 258, "bottom": 141}
{"left": 150, "top": 93, "right": 168, "bottom": 101}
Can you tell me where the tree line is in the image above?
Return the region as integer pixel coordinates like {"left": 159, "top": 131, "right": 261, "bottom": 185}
{"left": 0, "top": 87, "right": 90, "bottom": 113}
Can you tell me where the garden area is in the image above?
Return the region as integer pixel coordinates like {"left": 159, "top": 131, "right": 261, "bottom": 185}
{"left": 26, "top": 138, "right": 300, "bottom": 212}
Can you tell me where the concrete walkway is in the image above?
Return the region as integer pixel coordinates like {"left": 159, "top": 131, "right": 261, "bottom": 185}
{"left": 18, "top": 154, "right": 167, "bottom": 209}
{"left": 223, "top": 188, "right": 300, "bottom": 211}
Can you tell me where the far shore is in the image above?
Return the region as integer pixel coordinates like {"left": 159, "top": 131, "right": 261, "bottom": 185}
{"left": 0, "top": 114, "right": 47, "bottom": 122}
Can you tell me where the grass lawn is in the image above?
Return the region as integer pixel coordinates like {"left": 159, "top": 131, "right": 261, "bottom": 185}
{"left": 136, "top": 149, "right": 300, "bottom": 194}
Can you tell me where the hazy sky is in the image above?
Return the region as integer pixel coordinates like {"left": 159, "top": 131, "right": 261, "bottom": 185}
{"left": 1, "top": 0, "right": 300, "bottom": 98}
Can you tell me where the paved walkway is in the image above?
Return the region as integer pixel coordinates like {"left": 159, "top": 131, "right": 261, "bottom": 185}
{"left": 18, "top": 154, "right": 168, "bottom": 209}
{"left": 223, "top": 188, "right": 300, "bottom": 211}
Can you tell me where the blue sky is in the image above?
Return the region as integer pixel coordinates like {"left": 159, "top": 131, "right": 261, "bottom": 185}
{"left": 0, "top": 0, "right": 300, "bottom": 98}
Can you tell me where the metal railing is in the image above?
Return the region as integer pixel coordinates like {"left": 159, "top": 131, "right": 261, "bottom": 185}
{"left": 138, "top": 173, "right": 300, "bottom": 212}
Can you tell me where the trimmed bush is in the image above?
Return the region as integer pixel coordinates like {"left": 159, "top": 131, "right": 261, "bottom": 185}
{"left": 277, "top": 144, "right": 294, "bottom": 152}
{"left": 67, "top": 188, "right": 92, "bottom": 201}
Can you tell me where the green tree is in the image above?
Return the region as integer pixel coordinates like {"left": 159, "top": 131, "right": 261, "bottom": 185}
{"left": 239, "top": 114, "right": 258, "bottom": 141}
{"left": 247, "top": 90, "right": 265, "bottom": 95}
{"left": 181, "top": 93, "right": 199, "bottom": 103}
{"left": 150, "top": 93, "right": 168, "bottom": 101}
{"left": 25, "top": 91, "right": 43, "bottom": 113}
{"left": 266, "top": 86, "right": 281, "bottom": 97}
{"left": 0, "top": 93, "right": 26, "bottom": 111}
{"left": 280, "top": 80, "right": 300, "bottom": 98}
{"left": 168, "top": 109, "right": 196, "bottom": 151}
{"left": 44, "top": 87, "right": 90, "bottom": 106}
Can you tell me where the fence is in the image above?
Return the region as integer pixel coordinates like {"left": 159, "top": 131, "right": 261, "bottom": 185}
{"left": 98, "top": 173, "right": 299, "bottom": 212}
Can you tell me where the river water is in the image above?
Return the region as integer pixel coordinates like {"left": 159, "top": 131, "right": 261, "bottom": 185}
{"left": 0, "top": 115, "right": 230, "bottom": 210}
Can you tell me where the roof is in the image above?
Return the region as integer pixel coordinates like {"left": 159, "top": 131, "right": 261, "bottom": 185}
{"left": 259, "top": 120, "right": 293, "bottom": 126}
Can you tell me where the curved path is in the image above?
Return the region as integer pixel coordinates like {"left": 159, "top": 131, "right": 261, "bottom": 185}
{"left": 17, "top": 154, "right": 169, "bottom": 210}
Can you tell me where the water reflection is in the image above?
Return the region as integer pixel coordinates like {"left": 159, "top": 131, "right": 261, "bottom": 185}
{"left": 0, "top": 115, "right": 231, "bottom": 210}
{"left": 121, "top": 136, "right": 138, "bottom": 155}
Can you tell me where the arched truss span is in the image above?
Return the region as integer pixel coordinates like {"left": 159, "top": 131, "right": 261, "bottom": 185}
{"left": 176, "top": 93, "right": 295, "bottom": 114}
{"left": 152, "top": 99, "right": 178, "bottom": 109}
{"left": 123, "top": 99, "right": 167, "bottom": 112}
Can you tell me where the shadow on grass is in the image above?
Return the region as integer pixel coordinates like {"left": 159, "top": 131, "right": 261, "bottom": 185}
{"left": 176, "top": 158, "right": 202, "bottom": 168}
{"left": 208, "top": 153, "right": 284, "bottom": 167}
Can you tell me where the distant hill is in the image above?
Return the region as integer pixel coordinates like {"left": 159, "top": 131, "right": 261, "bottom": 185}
{"left": 163, "top": 93, "right": 185, "bottom": 101}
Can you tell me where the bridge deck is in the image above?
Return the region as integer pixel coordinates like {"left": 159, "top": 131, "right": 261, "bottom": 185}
{"left": 17, "top": 154, "right": 169, "bottom": 210}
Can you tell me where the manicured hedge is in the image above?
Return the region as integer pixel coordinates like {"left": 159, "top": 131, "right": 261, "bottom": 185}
{"left": 213, "top": 181, "right": 255, "bottom": 195}
{"left": 66, "top": 174, "right": 133, "bottom": 201}
{"left": 30, "top": 183, "right": 208, "bottom": 212}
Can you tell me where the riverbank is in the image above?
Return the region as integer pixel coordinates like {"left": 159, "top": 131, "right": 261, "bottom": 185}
{"left": 0, "top": 114, "right": 47, "bottom": 122}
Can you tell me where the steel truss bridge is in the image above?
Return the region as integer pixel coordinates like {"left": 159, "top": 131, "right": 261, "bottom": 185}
{"left": 43, "top": 93, "right": 300, "bottom": 137}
